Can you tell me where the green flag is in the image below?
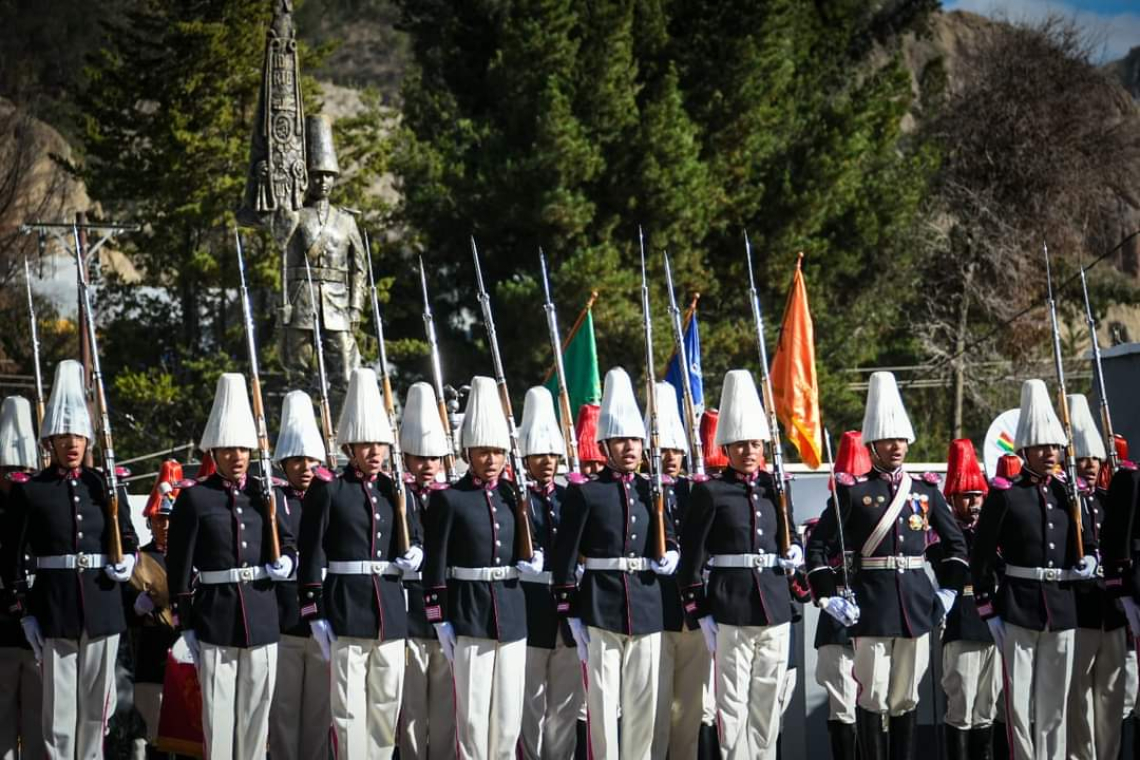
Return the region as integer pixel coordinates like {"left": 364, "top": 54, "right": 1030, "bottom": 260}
{"left": 545, "top": 308, "right": 601, "bottom": 422}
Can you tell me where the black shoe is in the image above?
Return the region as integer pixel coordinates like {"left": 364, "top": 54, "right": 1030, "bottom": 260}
{"left": 857, "top": 707, "right": 887, "bottom": 760}
{"left": 969, "top": 726, "right": 994, "bottom": 760}
{"left": 698, "top": 722, "right": 720, "bottom": 760}
{"left": 575, "top": 719, "right": 590, "bottom": 760}
{"left": 944, "top": 726, "right": 969, "bottom": 760}
{"left": 828, "top": 720, "right": 858, "bottom": 760}
{"left": 888, "top": 711, "right": 917, "bottom": 760}
{"left": 992, "top": 720, "right": 1009, "bottom": 760}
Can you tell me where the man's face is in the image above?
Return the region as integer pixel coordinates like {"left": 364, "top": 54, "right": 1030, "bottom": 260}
{"left": 310, "top": 171, "right": 335, "bottom": 200}
{"left": 525, "top": 453, "right": 559, "bottom": 485}
{"left": 951, "top": 492, "right": 984, "bottom": 525}
{"left": 150, "top": 514, "right": 170, "bottom": 553}
{"left": 1076, "top": 456, "right": 1101, "bottom": 484}
{"left": 726, "top": 440, "right": 764, "bottom": 475}
{"left": 604, "top": 437, "right": 643, "bottom": 474}
{"left": 1023, "top": 445, "right": 1060, "bottom": 476}
{"left": 283, "top": 456, "right": 318, "bottom": 492}
{"left": 214, "top": 447, "right": 251, "bottom": 481}
{"left": 50, "top": 434, "right": 87, "bottom": 470}
{"left": 468, "top": 447, "right": 506, "bottom": 482}
{"left": 661, "top": 448, "right": 684, "bottom": 478}
{"left": 405, "top": 454, "right": 443, "bottom": 487}
{"left": 351, "top": 442, "right": 388, "bottom": 476}
{"left": 870, "top": 439, "right": 908, "bottom": 470}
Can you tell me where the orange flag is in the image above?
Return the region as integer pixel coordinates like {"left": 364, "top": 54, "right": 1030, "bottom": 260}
{"left": 770, "top": 253, "right": 822, "bottom": 468}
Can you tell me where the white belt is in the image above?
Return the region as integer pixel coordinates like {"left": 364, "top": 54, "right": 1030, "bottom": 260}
{"left": 707, "top": 553, "right": 779, "bottom": 569}
{"left": 327, "top": 560, "right": 401, "bottom": 577}
{"left": 402, "top": 571, "right": 422, "bottom": 581}
{"left": 860, "top": 555, "right": 925, "bottom": 571}
{"left": 1004, "top": 565, "right": 1080, "bottom": 582}
{"left": 36, "top": 553, "right": 108, "bottom": 570}
{"left": 448, "top": 566, "right": 519, "bottom": 582}
{"left": 520, "top": 570, "right": 553, "bottom": 585}
{"left": 583, "top": 557, "right": 651, "bottom": 573}
{"left": 198, "top": 566, "right": 268, "bottom": 584}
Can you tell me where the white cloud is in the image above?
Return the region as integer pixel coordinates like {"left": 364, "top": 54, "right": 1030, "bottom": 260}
{"left": 944, "top": 0, "right": 1140, "bottom": 61}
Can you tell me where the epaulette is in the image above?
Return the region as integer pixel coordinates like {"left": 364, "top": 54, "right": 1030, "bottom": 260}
{"left": 6, "top": 472, "right": 30, "bottom": 484}
{"left": 990, "top": 476, "right": 1011, "bottom": 490}
{"left": 402, "top": 472, "right": 416, "bottom": 484}
{"left": 662, "top": 474, "right": 676, "bottom": 486}
{"left": 1121, "top": 460, "right": 1137, "bottom": 471}
{"left": 313, "top": 467, "right": 334, "bottom": 482}
{"left": 922, "top": 472, "right": 941, "bottom": 485}
{"left": 566, "top": 472, "right": 588, "bottom": 486}
{"left": 271, "top": 476, "right": 287, "bottom": 487}
{"left": 429, "top": 481, "right": 450, "bottom": 491}
{"left": 690, "top": 473, "right": 710, "bottom": 484}
{"left": 835, "top": 472, "right": 856, "bottom": 487}
{"left": 176, "top": 478, "right": 198, "bottom": 489}
{"left": 115, "top": 465, "right": 131, "bottom": 478}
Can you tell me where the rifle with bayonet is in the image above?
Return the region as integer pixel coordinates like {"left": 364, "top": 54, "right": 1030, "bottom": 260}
{"left": 235, "top": 231, "right": 280, "bottom": 562}
{"left": 418, "top": 258, "right": 459, "bottom": 482}
{"left": 744, "top": 233, "right": 792, "bottom": 556}
{"left": 639, "top": 228, "right": 668, "bottom": 561}
{"left": 1079, "top": 265, "right": 1119, "bottom": 476}
{"left": 539, "top": 249, "right": 580, "bottom": 473}
{"left": 300, "top": 238, "right": 339, "bottom": 471}
{"left": 470, "top": 237, "right": 535, "bottom": 560}
{"left": 1044, "top": 242, "right": 1084, "bottom": 559}
{"left": 24, "top": 258, "right": 49, "bottom": 468}
{"left": 362, "top": 229, "right": 411, "bottom": 554}
{"left": 662, "top": 251, "right": 704, "bottom": 477}
{"left": 823, "top": 429, "right": 855, "bottom": 604}
{"left": 72, "top": 226, "right": 124, "bottom": 564}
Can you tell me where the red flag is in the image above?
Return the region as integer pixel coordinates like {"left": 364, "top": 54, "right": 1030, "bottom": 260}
{"left": 770, "top": 254, "right": 822, "bottom": 468}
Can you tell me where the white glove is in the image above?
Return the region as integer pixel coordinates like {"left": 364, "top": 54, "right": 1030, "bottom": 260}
{"left": 654, "top": 549, "right": 680, "bottom": 576}
{"left": 171, "top": 630, "right": 200, "bottom": 666}
{"left": 821, "top": 596, "right": 860, "bottom": 627}
{"left": 575, "top": 562, "right": 585, "bottom": 582}
{"left": 395, "top": 545, "right": 424, "bottom": 573}
{"left": 1074, "top": 555, "right": 1098, "bottom": 580}
{"left": 434, "top": 622, "right": 457, "bottom": 663}
{"left": 104, "top": 553, "right": 136, "bottom": 582}
{"left": 986, "top": 616, "right": 1007, "bottom": 653}
{"left": 310, "top": 619, "right": 337, "bottom": 662}
{"left": 265, "top": 554, "right": 294, "bottom": 581}
{"left": 698, "top": 615, "right": 718, "bottom": 654}
{"left": 1121, "top": 598, "right": 1140, "bottom": 638}
{"left": 517, "top": 549, "right": 544, "bottom": 576}
{"left": 19, "top": 616, "right": 43, "bottom": 662}
{"left": 133, "top": 592, "right": 155, "bottom": 617}
{"left": 568, "top": 617, "right": 590, "bottom": 663}
{"left": 937, "top": 589, "right": 958, "bottom": 616}
{"left": 778, "top": 545, "right": 804, "bottom": 571}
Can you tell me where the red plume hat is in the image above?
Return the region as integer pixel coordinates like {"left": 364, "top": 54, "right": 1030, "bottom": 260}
{"left": 836, "top": 430, "right": 871, "bottom": 477}
{"left": 943, "top": 439, "right": 988, "bottom": 497}
{"left": 195, "top": 451, "right": 217, "bottom": 480}
{"left": 995, "top": 453, "right": 1022, "bottom": 481}
{"left": 144, "top": 459, "right": 184, "bottom": 519}
{"left": 575, "top": 404, "right": 606, "bottom": 466}
{"left": 700, "top": 409, "right": 729, "bottom": 470}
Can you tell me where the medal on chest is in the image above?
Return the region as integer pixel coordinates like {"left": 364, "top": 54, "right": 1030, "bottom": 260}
{"left": 907, "top": 493, "right": 930, "bottom": 531}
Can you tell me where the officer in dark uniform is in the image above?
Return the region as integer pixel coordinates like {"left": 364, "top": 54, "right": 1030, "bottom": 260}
{"left": 971, "top": 379, "right": 1097, "bottom": 760}
{"left": 806, "top": 371, "right": 967, "bottom": 760}
{"left": 678, "top": 369, "right": 801, "bottom": 760}
{"left": 551, "top": 367, "right": 678, "bottom": 760}
{"left": 422, "top": 375, "right": 538, "bottom": 760}
{"left": 166, "top": 372, "right": 296, "bottom": 760}
{"left": 299, "top": 368, "right": 422, "bottom": 759}
{"left": 1, "top": 360, "right": 139, "bottom": 760}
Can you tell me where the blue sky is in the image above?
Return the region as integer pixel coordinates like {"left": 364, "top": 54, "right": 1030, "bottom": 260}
{"left": 943, "top": 0, "right": 1140, "bottom": 60}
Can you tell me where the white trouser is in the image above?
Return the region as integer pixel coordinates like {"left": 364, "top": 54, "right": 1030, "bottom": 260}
{"left": 852, "top": 634, "right": 929, "bottom": 716}
{"left": 587, "top": 627, "right": 661, "bottom": 760}
{"left": 651, "top": 628, "right": 710, "bottom": 759}
{"left": 0, "top": 646, "right": 43, "bottom": 760}
{"left": 521, "top": 644, "right": 583, "bottom": 759}
{"left": 43, "top": 633, "right": 119, "bottom": 760}
{"left": 330, "top": 636, "right": 406, "bottom": 760}
{"left": 1125, "top": 644, "right": 1139, "bottom": 719}
{"left": 270, "top": 634, "right": 331, "bottom": 760}
{"left": 400, "top": 637, "right": 456, "bottom": 760}
{"left": 453, "top": 636, "right": 526, "bottom": 760}
{"left": 1068, "top": 626, "right": 1127, "bottom": 760}
{"left": 941, "top": 640, "right": 1001, "bottom": 729}
{"left": 197, "top": 641, "right": 277, "bottom": 760}
{"left": 715, "top": 623, "right": 789, "bottom": 760}
{"left": 1002, "top": 623, "right": 1073, "bottom": 760}
{"left": 815, "top": 644, "right": 857, "bottom": 724}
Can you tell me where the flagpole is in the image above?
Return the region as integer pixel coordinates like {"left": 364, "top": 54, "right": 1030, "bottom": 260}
{"left": 541, "top": 291, "right": 598, "bottom": 384}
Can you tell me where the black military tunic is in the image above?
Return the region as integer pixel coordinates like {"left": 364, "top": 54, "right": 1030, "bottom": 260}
{"left": 298, "top": 466, "right": 418, "bottom": 641}
{"left": 971, "top": 470, "right": 1095, "bottom": 631}
{"left": 806, "top": 468, "right": 968, "bottom": 638}
{"left": 275, "top": 484, "right": 309, "bottom": 638}
{"left": 403, "top": 482, "right": 436, "bottom": 640}
{"left": 167, "top": 472, "right": 295, "bottom": 647}
{"left": 124, "top": 542, "right": 178, "bottom": 684}
{"left": 422, "top": 473, "right": 526, "bottom": 642}
{"left": 677, "top": 468, "right": 796, "bottom": 627}
{"left": 0, "top": 483, "right": 32, "bottom": 649}
{"left": 551, "top": 467, "right": 677, "bottom": 636}
{"left": 524, "top": 481, "right": 573, "bottom": 649}
{"left": 928, "top": 526, "right": 993, "bottom": 644}
{"left": 1101, "top": 461, "right": 1140, "bottom": 600}
{"left": 1, "top": 466, "right": 139, "bottom": 639}
{"left": 660, "top": 476, "right": 700, "bottom": 633}
{"left": 1074, "top": 484, "right": 1125, "bottom": 631}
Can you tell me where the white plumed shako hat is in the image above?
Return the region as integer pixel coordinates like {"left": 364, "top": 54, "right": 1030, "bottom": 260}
{"left": 647, "top": 381, "right": 688, "bottom": 452}
{"left": 337, "top": 368, "right": 394, "bottom": 446}
{"left": 400, "top": 382, "right": 451, "bottom": 457}
{"left": 715, "top": 370, "right": 769, "bottom": 446}
{"left": 597, "top": 368, "right": 646, "bottom": 441}
{"left": 274, "top": 390, "right": 326, "bottom": 462}
{"left": 0, "top": 396, "right": 39, "bottom": 468}
{"left": 461, "top": 376, "right": 510, "bottom": 450}
{"left": 1066, "top": 394, "right": 1105, "bottom": 461}
{"left": 1014, "top": 379, "right": 1066, "bottom": 450}
{"left": 41, "top": 360, "right": 94, "bottom": 441}
{"left": 520, "top": 386, "right": 565, "bottom": 458}
{"left": 861, "top": 371, "right": 915, "bottom": 444}
{"left": 200, "top": 373, "right": 258, "bottom": 451}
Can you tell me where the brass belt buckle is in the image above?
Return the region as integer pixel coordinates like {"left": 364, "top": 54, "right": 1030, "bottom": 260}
{"left": 76, "top": 553, "right": 92, "bottom": 570}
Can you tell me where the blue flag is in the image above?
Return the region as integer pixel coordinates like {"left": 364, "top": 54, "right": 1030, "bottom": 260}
{"left": 664, "top": 310, "right": 703, "bottom": 425}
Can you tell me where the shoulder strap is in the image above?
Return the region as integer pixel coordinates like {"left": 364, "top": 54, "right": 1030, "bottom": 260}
{"left": 861, "top": 471, "right": 913, "bottom": 557}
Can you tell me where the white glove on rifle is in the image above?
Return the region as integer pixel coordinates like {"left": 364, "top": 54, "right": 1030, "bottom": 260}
{"left": 395, "top": 545, "right": 424, "bottom": 573}
{"left": 434, "top": 622, "right": 457, "bottom": 663}
{"left": 821, "top": 596, "right": 860, "bottom": 627}
{"left": 265, "top": 554, "right": 294, "bottom": 581}
{"left": 309, "top": 619, "right": 337, "bottom": 662}
{"left": 517, "top": 550, "right": 544, "bottom": 576}
{"left": 171, "top": 630, "right": 200, "bottom": 666}
{"left": 698, "top": 615, "right": 718, "bottom": 654}
{"left": 654, "top": 550, "right": 679, "bottom": 576}
{"left": 568, "top": 617, "right": 590, "bottom": 663}
{"left": 20, "top": 616, "right": 43, "bottom": 663}
{"left": 1074, "top": 555, "right": 1098, "bottom": 580}
{"left": 104, "top": 554, "right": 136, "bottom": 583}
{"left": 778, "top": 545, "right": 804, "bottom": 571}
